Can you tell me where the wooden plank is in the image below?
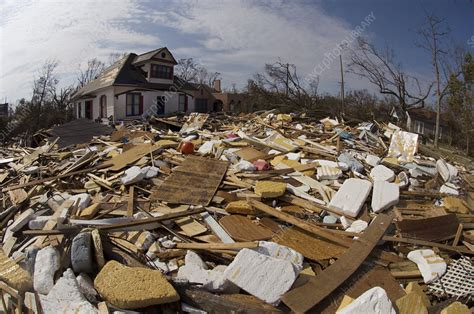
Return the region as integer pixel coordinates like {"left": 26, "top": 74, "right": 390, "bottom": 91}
{"left": 127, "top": 186, "right": 134, "bottom": 216}
{"left": 151, "top": 156, "right": 228, "bottom": 206}
{"left": 34, "top": 199, "right": 74, "bottom": 248}
{"left": 175, "top": 241, "right": 258, "bottom": 250}
{"left": 453, "top": 223, "right": 463, "bottom": 247}
{"left": 249, "top": 200, "right": 351, "bottom": 248}
{"left": 281, "top": 213, "right": 393, "bottom": 313}
{"left": 382, "top": 235, "right": 473, "bottom": 254}
{"left": 219, "top": 215, "right": 274, "bottom": 242}
{"left": 2, "top": 165, "right": 107, "bottom": 192}
{"left": 234, "top": 147, "right": 268, "bottom": 162}
{"left": 395, "top": 213, "right": 459, "bottom": 242}
{"left": 176, "top": 217, "right": 207, "bottom": 237}
{"left": 200, "top": 212, "right": 235, "bottom": 244}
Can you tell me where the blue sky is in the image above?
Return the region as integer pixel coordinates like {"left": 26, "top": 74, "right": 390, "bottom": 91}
{"left": 1, "top": 0, "right": 473, "bottom": 104}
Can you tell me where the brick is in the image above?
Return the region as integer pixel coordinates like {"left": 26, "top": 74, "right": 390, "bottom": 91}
{"left": 0, "top": 249, "right": 32, "bottom": 292}
{"left": 255, "top": 181, "right": 287, "bottom": 198}
{"left": 94, "top": 261, "right": 179, "bottom": 309}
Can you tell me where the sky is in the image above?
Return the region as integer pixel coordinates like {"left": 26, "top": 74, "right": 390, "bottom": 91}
{"left": 0, "top": 0, "right": 473, "bottom": 104}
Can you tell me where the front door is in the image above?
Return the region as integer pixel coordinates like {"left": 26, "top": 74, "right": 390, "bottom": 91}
{"left": 156, "top": 96, "right": 165, "bottom": 115}
{"left": 85, "top": 100, "right": 93, "bottom": 119}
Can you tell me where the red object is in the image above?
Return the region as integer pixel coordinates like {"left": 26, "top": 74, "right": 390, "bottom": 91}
{"left": 253, "top": 159, "right": 270, "bottom": 171}
{"left": 227, "top": 133, "right": 239, "bottom": 139}
{"left": 139, "top": 95, "right": 144, "bottom": 115}
{"left": 180, "top": 141, "right": 194, "bottom": 154}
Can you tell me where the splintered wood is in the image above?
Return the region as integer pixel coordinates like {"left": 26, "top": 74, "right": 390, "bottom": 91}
{"left": 151, "top": 155, "right": 228, "bottom": 206}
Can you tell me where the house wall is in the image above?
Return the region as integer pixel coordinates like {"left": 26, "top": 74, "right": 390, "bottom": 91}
{"left": 140, "top": 62, "right": 174, "bottom": 85}
{"left": 74, "top": 87, "right": 114, "bottom": 121}
{"left": 114, "top": 90, "right": 193, "bottom": 120}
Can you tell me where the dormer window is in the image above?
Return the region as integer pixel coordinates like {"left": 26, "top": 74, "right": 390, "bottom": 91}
{"left": 150, "top": 64, "right": 173, "bottom": 79}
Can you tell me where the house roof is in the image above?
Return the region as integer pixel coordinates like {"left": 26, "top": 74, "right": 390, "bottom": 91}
{"left": 132, "top": 47, "right": 177, "bottom": 65}
{"left": 72, "top": 53, "right": 140, "bottom": 99}
{"left": 72, "top": 48, "right": 190, "bottom": 100}
{"left": 408, "top": 108, "right": 449, "bottom": 126}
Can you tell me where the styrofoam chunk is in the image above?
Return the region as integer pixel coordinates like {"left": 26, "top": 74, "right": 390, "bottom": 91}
{"left": 370, "top": 165, "right": 395, "bottom": 182}
{"left": 371, "top": 181, "right": 399, "bottom": 213}
{"left": 39, "top": 269, "right": 98, "bottom": 313}
{"left": 329, "top": 178, "right": 372, "bottom": 217}
{"left": 34, "top": 246, "right": 60, "bottom": 295}
{"left": 336, "top": 286, "right": 396, "bottom": 314}
{"left": 223, "top": 248, "right": 298, "bottom": 305}
{"left": 365, "top": 154, "right": 380, "bottom": 167}
{"left": 68, "top": 193, "right": 91, "bottom": 210}
{"left": 254, "top": 241, "right": 304, "bottom": 270}
{"left": 120, "top": 166, "right": 146, "bottom": 185}
{"left": 407, "top": 249, "right": 446, "bottom": 283}
{"left": 346, "top": 220, "right": 368, "bottom": 233}
{"left": 317, "top": 166, "right": 342, "bottom": 180}
{"left": 184, "top": 250, "right": 208, "bottom": 270}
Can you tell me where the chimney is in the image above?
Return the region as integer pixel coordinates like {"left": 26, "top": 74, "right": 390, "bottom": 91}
{"left": 213, "top": 79, "right": 221, "bottom": 93}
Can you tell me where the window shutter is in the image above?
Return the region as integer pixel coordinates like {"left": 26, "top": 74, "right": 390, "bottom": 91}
{"left": 139, "top": 95, "right": 144, "bottom": 115}
{"left": 184, "top": 95, "right": 188, "bottom": 112}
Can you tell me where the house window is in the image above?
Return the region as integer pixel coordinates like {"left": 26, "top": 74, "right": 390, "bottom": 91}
{"left": 415, "top": 120, "right": 424, "bottom": 134}
{"left": 126, "top": 93, "right": 141, "bottom": 116}
{"left": 195, "top": 98, "right": 208, "bottom": 113}
{"left": 100, "top": 95, "right": 107, "bottom": 118}
{"left": 150, "top": 64, "right": 173, "bottom": 79}
{"left": 178, "top": 94, "right": 187, "bottom": 112}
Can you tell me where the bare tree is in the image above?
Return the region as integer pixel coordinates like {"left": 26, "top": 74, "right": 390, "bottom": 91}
{"left": 349, "top": 37, "right": 432, "bottom": 114}
{"left": 175, "top": 58, "right": 198, "bottom": 82}
{"left": 252, "top": 60, "right": 319, "bottom": 110}
{"left": 77, "top": 58, "right": 105, "bottom": 88}
{"left": 417, "top": 13, "right": 450, "bottom": 147}
{"left": 32, "top": 60, "right": 59, "bottom": 129}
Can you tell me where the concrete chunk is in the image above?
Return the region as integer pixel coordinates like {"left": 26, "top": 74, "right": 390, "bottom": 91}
{"left": 371, "top": 181, "right": 399, "bottom": 213}
{"left": 94, "top": 261, "right": 179, "bottom": 309}
{"left": 407, "top": 249, "right": 446, "bottom": 283}
{"left": 34, "top": 246, "right": 60, "bottom": 295}
{"left": 336, "top": 286, "right": 396, "bottom": 314}
{"left": 365, "top": 154, "right": 380, "bottom": 167}
{"left": 39, "top": 269, "right": 98, "bottom": 313}
{"left": 184, "top": 250, "right": 208, "bottom": 269}
{"left": 223, "top": 248, "right": 298, "bottom": 305}
{"left": 329, "top": 178, "right": 372, "bottom": 217}
{"left": 71, "top": 232, "right": 93, "bottom": 273}
{"left": 370, "top": 165, "right": 395, "bottom": 182}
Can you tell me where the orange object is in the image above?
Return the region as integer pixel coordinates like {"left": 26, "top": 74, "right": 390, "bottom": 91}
{"left": 179, "top": 141, "right": 194, "bottom": 154}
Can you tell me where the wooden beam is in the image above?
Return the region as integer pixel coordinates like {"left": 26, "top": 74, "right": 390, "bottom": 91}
{"left": 382, "top": 235, "right": 472, "bottom": 254}
{"left": 249, "top": 200, "right": 351, "bottom": 248}
{"left": 281, "top": 213, "right": 393, "bottom": 313}
{"left": 175, "top": 242, "right": 258, "bottom": 250}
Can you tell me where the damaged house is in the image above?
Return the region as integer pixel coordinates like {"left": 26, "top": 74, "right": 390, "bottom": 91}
{"left": 71, "top": 47, "right": 245, "bottom": 122}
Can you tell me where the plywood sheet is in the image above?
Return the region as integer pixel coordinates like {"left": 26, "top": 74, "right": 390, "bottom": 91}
{"left": 176, "top": 217, "right": 207, "bottom": 237}
{"left": 273, "top": 227, "right": 346, "bottom": 261}
{"left": 152, "top": 156, "right": 228, "bottom": 206}
{"left": 395, "top": 213, "right": 459, "bottom": 242}
{"left": 219, "top": 215, "right": 274, "bottom": 242}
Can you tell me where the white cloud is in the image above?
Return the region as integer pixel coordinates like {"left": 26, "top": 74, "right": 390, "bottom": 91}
{"left": 1, "top": 0, "right": 379, "bottom": 101}
{"left": 0, "top": 0, "right": 158, "bottom": 101}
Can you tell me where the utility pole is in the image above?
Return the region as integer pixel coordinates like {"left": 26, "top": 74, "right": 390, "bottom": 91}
{"left": 339, "top": 54, "right": 345, "bottom": 116}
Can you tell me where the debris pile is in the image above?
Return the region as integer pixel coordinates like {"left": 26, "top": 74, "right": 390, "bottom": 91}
{"left": 0, "top": 111, "right": 472, "bottom": 313}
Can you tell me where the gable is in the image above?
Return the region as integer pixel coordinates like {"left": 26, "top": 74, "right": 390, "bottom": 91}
{"left": 132, "top": 47, "right": 177, "bottom": 65}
